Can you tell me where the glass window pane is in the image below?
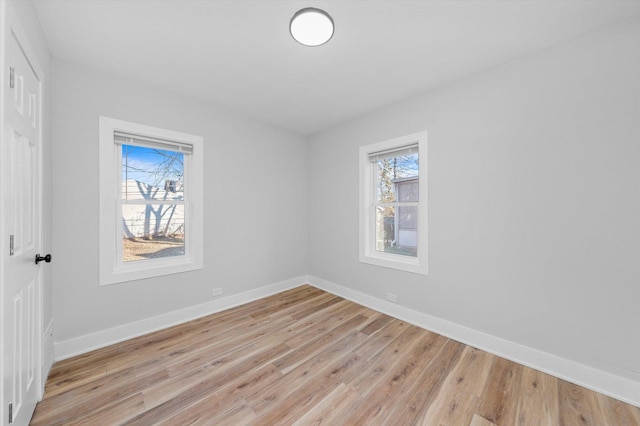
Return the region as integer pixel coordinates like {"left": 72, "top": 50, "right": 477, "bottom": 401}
{"left": 122, "top": 144, "right": 184, "bottom": 201}
{"left": 375, "top": 206, "right": 418, "bottom": 258}
{"left": 375, "top": 152, "right": 419, "bottom": 202}
{"left": 122, "top": 204, "right": 185, "bottom": 262}
{"left": 396, "top": 179, "right": 419, "bottom": 202}
{"left": 375, "top": 206, "right": 395, "bottom": 252}
{"left": 398, "top": 205, "right": 418, "bottom": 230}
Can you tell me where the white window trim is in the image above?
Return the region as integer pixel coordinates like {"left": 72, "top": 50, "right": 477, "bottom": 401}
{"left": 99, "top": 116, "right": 204, "bottom": 285}
{"left": 359, "top": 131, "right": 428, "bottom": 275}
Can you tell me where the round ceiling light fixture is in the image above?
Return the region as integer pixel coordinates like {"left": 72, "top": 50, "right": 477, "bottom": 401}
{"left": 290, "top": 7, "right": 334, "bottom": 47}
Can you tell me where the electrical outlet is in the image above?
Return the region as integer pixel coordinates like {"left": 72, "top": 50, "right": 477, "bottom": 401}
{"left": 386, "top": 292, "right": 398, "bottom": 303}
{"left": 212, "top": 288, "right": 223, "bottom": 297}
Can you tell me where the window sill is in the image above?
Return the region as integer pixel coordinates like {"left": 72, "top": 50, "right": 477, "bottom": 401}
{"left": 359, "top": 251, "right": 428, "bottom": 275}
{"left": 100, "top": 256, "right": 202, "bottom": 286}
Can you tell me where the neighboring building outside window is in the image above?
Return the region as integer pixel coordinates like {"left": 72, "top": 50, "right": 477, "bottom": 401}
{"left": 99, "top": 117, "right": 204, "bottom": 285}
{"left": 359, "top": 131, "right": 428, "bottom": 274}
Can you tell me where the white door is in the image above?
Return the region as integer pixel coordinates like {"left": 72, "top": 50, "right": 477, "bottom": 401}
{"left": 1, "top": 3, "right": 44, "bottom": 424}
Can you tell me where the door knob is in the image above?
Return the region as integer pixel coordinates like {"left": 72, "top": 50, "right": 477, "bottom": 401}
{"left": 35, "top": 254, "right": 52, "bottom": 265}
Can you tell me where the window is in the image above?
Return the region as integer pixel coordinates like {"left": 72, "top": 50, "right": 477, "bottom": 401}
{"left": 359, "top": 131, "right": 428, "bottom": 274}
{"left": 99, "top": 117, "right": 203, "bottom": 285}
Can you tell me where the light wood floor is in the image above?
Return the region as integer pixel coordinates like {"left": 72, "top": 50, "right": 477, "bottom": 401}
{"left": 32, "top": 285, "right": 640, "bottom": 425}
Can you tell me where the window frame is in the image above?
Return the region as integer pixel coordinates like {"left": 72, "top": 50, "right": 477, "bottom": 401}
{"left": 359, "top": 131, "right": 428, "bottom": 275}
{"left": 99, "top": 116, "right": 204, "bottom": 285}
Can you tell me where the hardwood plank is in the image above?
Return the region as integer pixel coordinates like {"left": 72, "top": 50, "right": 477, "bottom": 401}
{"left": 316, "top": 325, "right": 436, "bottom": 424}
{"left": 247, "top": 329, "right": 369, "bottom": 422}
{"left": 352, "top": 317, "right": 412, "bottom": 362}
{"left": 156, "top": 363, "right": 284, "bottom": 426}
{"left": 246, "top": 285, "right": 326, "bottom": 320}
{"left": 454, "top": 346, "right": 497, "bottom": 398}
{"left": 476, "top": 356, "right": 524, "bottom": 425}
{"left": 248, "top": 351, "right": 365, "bottom": 425}
{"left": 471, "top": 413, "right": 499, "bottom": 426}
{"left": 286, "top": 293, "right": 343, "bottom": 320}
{"left": 31, "top": 285, "right": 640, "bottom": 426}
{"left": 291, "top": 383, "right": 361, "bottom": 426}
{"left": 281, "top": 300, "right": 369, "bottom": 349}
{"left": 129, "top": 295, "right": 315, "bottom": 381}
{"left": 360, "top": 312, "right": 394, "bottom": 336}
{"left": 67, "top": 393, "right": 145, "bottom": 426}
{"left": 47, "top": 345, "right": 124, "bottom": 379}
{"left": 127, "top": 342, "right": 291, "bottom": 425}
{"left": 347, "top": 323, "right": 433, "bottom": 393}
{"left": 141, "top": 339, "right": 271, "bottom": 409}
{"left": 514, "top": 366, "right": 560, "bottom": 425}
{"left": 597, "top": 392, "right": 640, "bottom": 426}
{"left": 160, "top": 318, "right": 293, "bottom": 377}
{"left": 155, "top": 388, "right": 245, "bottom": 426}
{"left": 559, "top": 379, "right": 608, "bottom": 426}
{"left": 340, "top": 330, "right": 446, "bottom": 424}
{"left": 421, "top": 389, "right": 482, "bottom": 426}
{"left": 31, "top": 366, "right": 168, "bottom": 425}
{"left": 273, "top": 313, "right": 369, "bottom": 374}
{"left": 418, "top": 346, "right": 496, "bottom": 425}
{"left": 213, "top": 402, "right": 258, "bottom": 426}
{"left": 372, "top": 338, "right": 465, "bottom": 425}
{"left": 42, "top": 365, "right": 107, "bottom": 398}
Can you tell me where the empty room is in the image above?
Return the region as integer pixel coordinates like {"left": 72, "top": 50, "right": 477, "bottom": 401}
{"left": 1, "top": 0, "right": 639, "bottom": 424}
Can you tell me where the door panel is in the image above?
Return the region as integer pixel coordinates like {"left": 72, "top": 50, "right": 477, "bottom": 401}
{"left": 9, "top": 130, "right": 36, "bottom": 256}
{"left": 2, "top": 7, "right": 43, "bottom": 424}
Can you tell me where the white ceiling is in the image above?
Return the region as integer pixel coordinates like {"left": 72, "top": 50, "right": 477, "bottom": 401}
{"left": 33, "top": 0, "right": 640, "bottom": 135}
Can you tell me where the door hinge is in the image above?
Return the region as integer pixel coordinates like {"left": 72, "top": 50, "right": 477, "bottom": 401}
{"left": 9, "top": 66, "right": 15, "bottom": 89}
{"left": 8, "top": 402, "right": 13, "bottom": 424}
{"left": 9, "top": 235, "right": 15, "bottom": 256}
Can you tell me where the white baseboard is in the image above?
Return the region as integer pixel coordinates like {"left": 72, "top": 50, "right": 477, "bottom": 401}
{"left": 306, "top": 275, "right": 640, "bottom": 408}
{"left": 54, "top": 276, "right": 306, "bottom": 361}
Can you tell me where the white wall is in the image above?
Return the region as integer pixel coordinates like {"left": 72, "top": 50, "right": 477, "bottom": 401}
{"left": 308, "top": 17, "right": 640, "bottom": 390}
{"left": 51, "top": 60, "right": 308, "bottom": 345}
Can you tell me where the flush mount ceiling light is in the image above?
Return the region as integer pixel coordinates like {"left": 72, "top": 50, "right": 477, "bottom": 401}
{"left": 290, "top": 7, "right": 334, "bottom": 47}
